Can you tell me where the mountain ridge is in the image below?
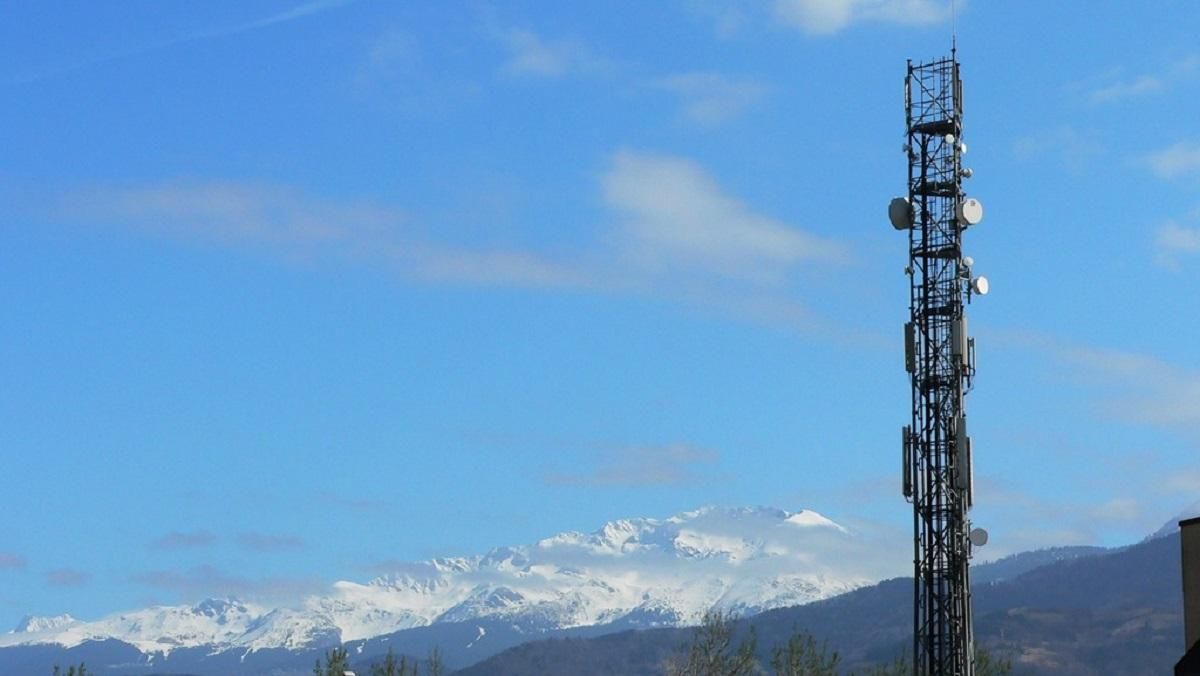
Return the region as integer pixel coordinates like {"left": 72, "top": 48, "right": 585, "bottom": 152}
{"left": 2, "top": 505, "right": 882, "bottom": 659}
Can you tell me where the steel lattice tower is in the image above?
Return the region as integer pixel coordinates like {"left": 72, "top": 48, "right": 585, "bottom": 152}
{"left": 892, "top": 49, "right": 987, "bottom": 676}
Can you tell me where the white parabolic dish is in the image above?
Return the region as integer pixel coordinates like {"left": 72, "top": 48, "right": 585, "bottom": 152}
{"left": 972, "top": 276, "right": 990, "bottom": 296}
{"left": 957, "top": 198, "right": 984, "bottom": 226}
{"left": 888, "top": 196, "right": 913, "bottom": 230}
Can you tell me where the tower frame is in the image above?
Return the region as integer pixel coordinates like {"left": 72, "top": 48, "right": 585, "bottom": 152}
{"left": 900, "top": 51, "right": 979, "bottom": 676}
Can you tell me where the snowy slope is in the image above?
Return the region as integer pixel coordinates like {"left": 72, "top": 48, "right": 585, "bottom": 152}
{"left": 1, "top": 506, "right": 894, "bottom": 656}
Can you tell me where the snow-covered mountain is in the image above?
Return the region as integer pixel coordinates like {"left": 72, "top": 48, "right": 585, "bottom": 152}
{"left": 1, "top": 506, "right": 896, "bottom": 667}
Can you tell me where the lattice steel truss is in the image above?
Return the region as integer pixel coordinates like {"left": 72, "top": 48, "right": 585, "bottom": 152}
{"left": 900, "top": 52, "right": 979, "bottom": 676}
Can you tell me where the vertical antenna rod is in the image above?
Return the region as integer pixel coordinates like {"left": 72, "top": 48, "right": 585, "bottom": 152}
{"left": 890, "top": 50, "right": 988, "bottom": 675}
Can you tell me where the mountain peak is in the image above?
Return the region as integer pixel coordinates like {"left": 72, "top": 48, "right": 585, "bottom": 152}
{"left": 0, "top": 504, "right": 880, "bottom": 656}
{"left": 12, "top": 614, "right": 77, "bottom": 634}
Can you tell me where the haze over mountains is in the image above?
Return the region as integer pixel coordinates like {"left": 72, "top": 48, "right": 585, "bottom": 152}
{"left": 1, "top": 506, "right": 893, "bottom": 673}
{"left": 1, "top": 503, "right": 1192, "bottom": 675}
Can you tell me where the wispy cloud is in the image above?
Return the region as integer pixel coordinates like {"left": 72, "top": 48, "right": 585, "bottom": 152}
{"left": 318, "top": 491, "right": 391, "bottom": 514}
{"left": 603, "top": 149, "right": 846, "bottom": 282}
{"left": 207, "top": 0, "right": 356, "bottom": 37}
{"left": 235, "top": 532, "right": 305, "bottom": 553}
{"left": 1144, "top": 141, "right": 1200, "bottom": 180}
{"left": 132, "top": 565, "right": 322, "bottom": 603}
{"left": 1154, "top": 217, "right": 1200, "bottom": 269}
{"left": 60, "top": 148, "right": 847, "bottom": 334}
{"left": 773, "top": 0, "right": 955, "bottom": 35}
{"left": 0, "top": 553, "right": 27, "bottom": 570}
{"left": 64, "top": 180, "right": 585, "bottom": 290}
{"left": 652, "top": 72, "right": 768, "bottom": 126}
{"left": 1090, "top": 75, "right": 1163, "bottom": 104}
{"left": 1087, "top": 55, "right": 1200, "bottom": 104}
{"left": 9, "top": 0, "right": 357, "bottom": 85}
{"left": 148, "top": 530, "right": 219, "bottom": 552}
{"left": 1012, "top": 125, "right": 1105, "bottom": 172}
{"left": 492, "top": 26, "right": 609, "bottom": 78}
{"left": 1165, "top": 469, "right": 1200, "bottom": 494}
{"left": 1088, "top": 497, "right": 1142, "bottom": 523}
{"left": 46, "top": 569, "right": 92, "bottom": 588}
{"left": 545, "top": 443, "right": 721, "bottom": 487}
{"left": 682, "top": 1, "right": 750, "bottom": 38}
{"left": 1004, "top": 331, "right": 1200, "bottom": 429}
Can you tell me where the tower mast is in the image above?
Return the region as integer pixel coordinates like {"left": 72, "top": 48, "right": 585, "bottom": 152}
{"left": 890, "top": 50, "right": 988, "bottom": 675}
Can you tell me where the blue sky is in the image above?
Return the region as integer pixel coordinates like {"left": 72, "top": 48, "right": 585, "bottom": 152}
{"left": 2, "top": 0, "right": 1199, "bottom": 627}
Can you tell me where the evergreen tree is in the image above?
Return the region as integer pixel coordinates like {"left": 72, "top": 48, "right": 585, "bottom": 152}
{"left": 314, "top": 646, "right": 352, "bottom": 676}
{"left": 426, "top": 646, "right": 445, "bottom": 676}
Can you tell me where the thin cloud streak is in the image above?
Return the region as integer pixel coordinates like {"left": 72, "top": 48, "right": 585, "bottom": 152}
{"left": 544, "top": 443, "right": 721, "bottom": 487}
{"left": 63, "top": 180, "right": 588, "bottom": 291}
{"left": 1155, "top": 218, "right": 1200, "bottom": 269}
{"left": 235, "top": 533, "right": 305, "bottom": 553}
{"left": 148, "top": 530, "right": 219, "bottom": 551}
{"left": 131, "top": 565, "right": 323, "bottom": 603}
{"left": 61, "top": 148, "right": 850, "bottom": 335}
{"left": 8, "top": 0, "right": 357, "bottom": 85}
{"left": 490, "top": 25, "right": 610, "bottom": 78}
{"left": 46, "top": 569, "right": 92, "bottom": 588}
{"left": 1087, "top": 54, "right": 1199, "bottom": 104}
{"left": 1145, "top": 141, "right": 1200, "bottom": 180}
{"left": 773, "top": 0, "right": 956, "bottom": 35}
{"left": 0, "top": 553, "right": 27, "bottom": 570}
{"left": 998, "top": 330, "right": 1200, "bottom": 429}
{"left": 651, "top": 72, "right": 768, "bottom": 127}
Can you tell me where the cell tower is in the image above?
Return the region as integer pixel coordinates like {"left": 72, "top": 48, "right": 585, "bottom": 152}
{"left": 889, "top": 47, "right": 989, "bottom": 676}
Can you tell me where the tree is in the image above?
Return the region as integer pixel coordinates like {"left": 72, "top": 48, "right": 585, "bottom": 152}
{"left": 770, "top": 631, "right": 840, "bottom": 676}
{"left": 52, "top": 664, "right": 87, "bottom": 676}
{"left": 370, "top": 647, "right": 418, "bottom": 676}
{"left": 665, "top": 610, "right": 758, "bottom": 676}
{"left": 856, "top": 648, "right": 1012, "bottom": 676}
{"left": 426, "top": 646, "right": 446, "bottom": 676}
{"left": 314, "top": 646, "right": 352, "bottom": 676}
{"left": 367, "top": 645, "right": 446, "bottom": 676}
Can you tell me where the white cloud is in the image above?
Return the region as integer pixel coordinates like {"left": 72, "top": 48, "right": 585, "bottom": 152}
{"left": 1035, "top": 338, "right": 1200, "bottom": 429}
{"left": 653, "top": 72, "right": 768, "bottom": 126}
{"left": 1145, "top": 141, "right": 1200, "bottom": 179}
{"left": 1088, "top": 498, "right": 1141, "bottom": 522}
{"left": 494, "top": 27, "right": 607, "bottom": 78}
{"left": 64, "top": 181, "right": 585, "bottom": 289}
{"left": 682, "top": 1, "right": 749, "bottom": 38}
{"left": 1154, "top": 219, "right": 1200, "bottom": 269}
{"left": 1090, "top": 75, "right": 1163, "bottom": 104}
{"left": 773, "top": 0, "right": 953, "bottom": 35}
{"left": 1086, "top": 54, "right": 1199, "bottom": 104}
{"left": 602, "top": 150, "right": 846, "bottom": 282}
{"left": 62, "top": 150, "right": 848, "bottom": 332}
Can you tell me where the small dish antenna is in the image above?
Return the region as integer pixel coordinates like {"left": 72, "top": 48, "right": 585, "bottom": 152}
{"left": 971, "top": 276, "right": 990, "bottom": 296}
{"left": 961, "top": 256, "right": 974, "bottom": 268}
{"left": 888, "top": 196, "right": 913, "bottom": 230}
{"left": 969, "top": 527, "right": 989, "bottom": 547}
{"left": 956, "top": 198, "right": 983, "bottom": 226}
